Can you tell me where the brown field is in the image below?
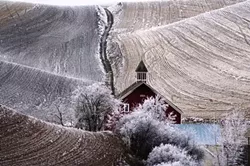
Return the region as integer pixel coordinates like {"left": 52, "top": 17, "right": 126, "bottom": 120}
{"left": 0, "top": 105, "right": 125, "bottom": 166}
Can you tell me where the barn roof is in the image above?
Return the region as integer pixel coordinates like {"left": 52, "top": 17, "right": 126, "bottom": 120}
{"left": 135, "top": 60, "right": 148, "bottom": 72}
{"left": 117, "top": 82, "right": 183, "bottom": 114}
{"left": 116, "top": 82, "right": 143, "bottom": 99}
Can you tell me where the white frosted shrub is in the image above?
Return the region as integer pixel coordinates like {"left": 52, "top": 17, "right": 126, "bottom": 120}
{"left": 73, "top": 82, "right": 120, "bottom": 131}
{"left": 147, "top": 144, "right": 198, "bottom": 166}
{"left": 214, "top": 110, "right": 248, "bottom": 166}
{"left": 136, "top": 96, "right": 167, "bottom": 121}
{"left": 115, "top": 96, "right": 204, "bottom": 162}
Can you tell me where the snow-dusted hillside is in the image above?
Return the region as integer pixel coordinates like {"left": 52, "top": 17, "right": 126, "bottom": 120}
{"left": 109, "top": 0, "right": 245, "bottom": 34}
{"left": 0, "top": 60, "right": 91, "bottom": 122}
{"left": 0, "top": 1, "right": 103, "bottom": 80}
{"left": 107, "top": 0, "right": 246, "bottom": 95}
{"left": 0, "top": 0, "right": 249, "bottom": 120}
{"left": 112, "top": 0, "right": 250, "bottom": 118}
{"left": 0, "top": 105, "right": 124, "bottom": 165}
{"left": 0, "top": 1, "right": 105, "bottom": 121}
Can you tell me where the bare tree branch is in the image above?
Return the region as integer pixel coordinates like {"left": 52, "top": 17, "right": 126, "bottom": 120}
{"left": 54, "top": 105, "right": 64, "bottom": 126}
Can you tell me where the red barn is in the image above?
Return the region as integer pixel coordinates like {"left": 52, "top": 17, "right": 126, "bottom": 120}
{"left": 117, "top": 61, "right": 182, "bottom": 124}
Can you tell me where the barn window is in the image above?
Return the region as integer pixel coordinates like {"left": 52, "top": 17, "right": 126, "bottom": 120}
{"left": 122, "top": 103, "right": 130, "bottom": 112}
{"left": 137, "top": 72, "right": 147, "bottom": 83}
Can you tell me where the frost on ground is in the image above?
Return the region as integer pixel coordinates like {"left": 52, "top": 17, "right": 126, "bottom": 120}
{"left": 0, "top": 1, "right": 106, "bottom": 122}
{"left": 0, "top": 59, "right": 92, "bottom": 123}
{"left": 109, "top": 0, "right": 245, "bottom": 34}
{"left": 0, "top": 1, "right": 104, "bottom": 81}
{"left": 110, "top": 0, "right": 250, "bottom": 118}
{"left": 0, "top": 105, "right": 125, "bottom": 166}
{"left": 107, "top": 0, "right": 246, "bottom": 75}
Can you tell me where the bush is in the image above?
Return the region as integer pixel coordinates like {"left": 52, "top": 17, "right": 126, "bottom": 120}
{"left": 115, "top": 97, "right": 204, "bottom": 164}
{"left": 147, "top": 144, "right": 198, "bottom": 166}
{"left": 73, "top": 83, "right": 120, "bottom": 131}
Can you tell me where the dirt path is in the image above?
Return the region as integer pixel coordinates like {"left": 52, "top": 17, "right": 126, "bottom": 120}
{"left": 99, "top": 8, "right": 115, "bottom": 94}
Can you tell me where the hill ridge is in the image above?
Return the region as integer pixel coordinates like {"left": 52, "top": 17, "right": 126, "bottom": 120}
{"left": 112, "top": 0, "right": 250, "bottom": 118}
{"left": 0, "top": 105, "right": 124, "bottom": 166}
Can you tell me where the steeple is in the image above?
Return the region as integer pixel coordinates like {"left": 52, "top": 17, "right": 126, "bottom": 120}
{"left": 135, "top": 60, "right": 148, "bottom": 83}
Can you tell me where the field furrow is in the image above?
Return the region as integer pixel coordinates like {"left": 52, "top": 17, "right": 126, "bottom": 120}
{"left": 113, "top": 1, "right": 250, "bottom": 118}
{"left": 0, "top": 105, "right": 125, "bottom": 166}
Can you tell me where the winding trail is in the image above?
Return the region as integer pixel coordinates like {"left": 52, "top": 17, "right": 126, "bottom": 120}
{"left": 99, "top": 8, "right": 115, "bottom": 94}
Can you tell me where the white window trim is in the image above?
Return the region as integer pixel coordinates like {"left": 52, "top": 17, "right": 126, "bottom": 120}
{"left": 123, "top": 103, "right": 130, "bottom": 112}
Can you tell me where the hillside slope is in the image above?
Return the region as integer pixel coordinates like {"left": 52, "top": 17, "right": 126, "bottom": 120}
{"left": 108, "top": 0, "right": 246, "bottom": 96}
{"left": 113, "top": 1, "right": 250, "bottom": 118}
{"left": 0, "top": 1, "right": 106, "bottom": 122}
{"left": 0, "top": 105, "right": 124, "bottom": 166}
{"left": 0, "top": 1, "right": 103, "bottom": 81}
{"left": 109, "top": 0, "right": 245, "bottom": 33}
{"left": 0, "top": 60, "right": 90, "bottom": 122}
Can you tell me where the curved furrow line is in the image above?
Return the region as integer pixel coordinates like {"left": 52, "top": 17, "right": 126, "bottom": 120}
{"left": 0, "top": 106, "right": 125, "bottom": 166}
{"left": 11, "top": 129, "right": 69, "bottom": 164}
{"left": 0, "top": 1, "right": 104, "bottom": 81}
{"left": 58, "top": 133, "right": 97, "bottom": 165}
{"left": 149, "top": 51, "right": 233, "bottom": 106}
{"left": 169, "top": 28, "right": 244, "bottom": 68}
{"left": 22, "top": 132, "right": 80, "bottom": 165}
{"left": 173, "top": 17, "right": 250, "bottom": 77}
{"left": 179, "top": 22, "right": 250, "bottom": 64}
{"left": 158, "top": 26, "right": 250, "bottom": 103}
{"left": 167, "top": 27, "right": 250, "bottom": 84}
{"left": 110, "top": 0, "right": 245, "bottom": 34}
{"left": 109, "top": 0, "right": 247, "bottom": 81}
{"left": 0, "top": 121, "right": 56, "bottom": 159}
{"left": 107, "top": 0, "right": 245, "bottom": 90}
{"left": 113, "top": 1, "right": 250, "bottom": 118}
{"left": 54, "top": 135, "right": 89, "bottom": 165}
{"left": 0, "top": 128, "right": 54, "bottom": 159}
{"left": 0, "top": 60, "right": 90, "bottom": 122}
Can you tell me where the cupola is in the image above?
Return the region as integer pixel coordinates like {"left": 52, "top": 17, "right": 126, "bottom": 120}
{"left": 135, "top": 60, "right": 148, "bottom": 83}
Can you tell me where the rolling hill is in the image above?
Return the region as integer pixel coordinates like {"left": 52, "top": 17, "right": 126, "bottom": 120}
{"left": 109, "top": 0, "right": 245, "bottom": 33}
{"left": 0, "top": 0, "right": 249, "bottom": 121}
{"left": 0, "top": 105, "right": 124, "bottom": 166}
{"left": 0, "top": 1, "right": 105, "bottom": 122}
{"left": 111, "top": 0, "right": 250, "bottom": 118}
{"left": 0, "top": 1, "right": 103, "bottom": 80}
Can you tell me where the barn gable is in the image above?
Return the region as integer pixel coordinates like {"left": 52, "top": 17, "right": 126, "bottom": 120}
{"left": 117, "top": 60, "right": 183, "bottom": 124}
{"left": 118, "top": 82, "right": 183, "bottom": 113}
{"left": 117, "top": 82, "right": 182, "bottom": 123}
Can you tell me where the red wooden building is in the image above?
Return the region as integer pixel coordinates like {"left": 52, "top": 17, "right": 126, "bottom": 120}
{"left": 117, "top": 61, "right": 182, "bottom": 124}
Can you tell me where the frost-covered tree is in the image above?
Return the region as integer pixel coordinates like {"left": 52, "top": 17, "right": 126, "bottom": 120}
{"left": 115, "top": 96, "right": 204, "bottom": 165}
{"left": 105, "top": 106, "right": 131, "bottom": 131}
{"left": 214, "top": 110, "right": 248, "bottom": 166}
{"left": 73, "top": 82, "right": 120, "bottom": 131}
{"left": 147, "top": 144, "right": 199, "bottom": 166}
{"left": 107, "top": 96, "right": 175, "bottom": 131}
{"left": 46, "top": 97, "right": 75, "bottom": 127}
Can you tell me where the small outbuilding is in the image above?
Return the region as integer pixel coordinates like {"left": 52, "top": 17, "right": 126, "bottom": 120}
{"left": 117, "top": 60, "right": 183, "bottom": 124}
